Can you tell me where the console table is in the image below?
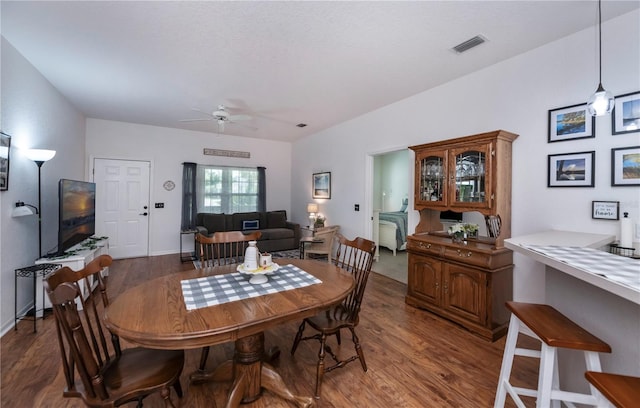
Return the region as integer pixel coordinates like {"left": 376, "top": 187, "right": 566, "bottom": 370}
{"left": 34, "top": 236, "right": 109, "bottom": 310}
{"left": 505, "top": 230, "right": 639, "bottom": 393}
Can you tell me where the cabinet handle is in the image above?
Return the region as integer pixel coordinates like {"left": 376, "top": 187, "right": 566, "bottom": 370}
{"left": 419, "top": 243, "right": 431, "bottom": 249}
{"left": 443, "top": 281, "right": 448, "bottom": 293}
{"left": 456, "top": 249, "right": 472, "bottom": 257}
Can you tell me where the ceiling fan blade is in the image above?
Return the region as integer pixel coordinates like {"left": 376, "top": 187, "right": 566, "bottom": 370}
{"left": 179, "top": 118, "right": 212, "bottom": 122}
{"left": 229, "top": 120, "right": 258, "bottom": 131}
{"left": 228, "top": 114, "right": 252, "bottom": 122}
{"left": 191, "top": 108, "right": 214, "bottom": 117}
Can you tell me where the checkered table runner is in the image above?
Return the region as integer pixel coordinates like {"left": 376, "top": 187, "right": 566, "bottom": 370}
{"left": 525, "top": 245, "right": 640, "bottom": 291}
{"left": 181, "top": 263, "right": 322, "bottom": 311}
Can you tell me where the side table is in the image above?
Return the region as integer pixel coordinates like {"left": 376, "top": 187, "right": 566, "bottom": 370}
{"left": 299, "top": 236, "right": 324, "bottom": 259}
{"left": 180, "top": 229, "right": 198, "bottom": 262}
{"left": 15, "top": 263, "right": 61, "bottom": 332}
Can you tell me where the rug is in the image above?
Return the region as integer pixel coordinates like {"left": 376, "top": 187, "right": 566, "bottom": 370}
{"left": 192, "top": 248, "right": 301, "bottom": 269}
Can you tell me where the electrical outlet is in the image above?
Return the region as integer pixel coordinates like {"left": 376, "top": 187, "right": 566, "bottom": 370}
{"left": 155, "top": 203, "right": 164, "bottom": 208}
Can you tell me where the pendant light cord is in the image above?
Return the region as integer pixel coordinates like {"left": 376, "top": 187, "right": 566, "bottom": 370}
{"left": 597, "top": 0, "right": 602, "bottom": 84}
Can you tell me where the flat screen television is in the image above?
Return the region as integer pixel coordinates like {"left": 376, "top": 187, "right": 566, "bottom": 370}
{"left": 57, "top": 179, "right": 96, "bottom": 255}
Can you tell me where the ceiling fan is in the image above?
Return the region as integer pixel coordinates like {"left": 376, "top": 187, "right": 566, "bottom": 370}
{"left": 179, "top": 105, "right": 256, "bottom": 132}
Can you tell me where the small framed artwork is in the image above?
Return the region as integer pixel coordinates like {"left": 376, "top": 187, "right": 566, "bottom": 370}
{"left": 548, "top": 103, "right": 595, "bottom": 143}
{"left": 612, "top": 91, "right": 640, "bottom": 135}
{"left": 611, "top": 146, "right": 640, "bottom": 186}
{"left": 547, "top": 151, "right": 595, "bottom": 187}
{"left": 592, "top": 201, "right": 620, "bottom": 220}
{"left": 312, "top": 172, "right": 331, "bottom": 199}
{"left": 0, "top": 131, "right": 11, "bottom": 191}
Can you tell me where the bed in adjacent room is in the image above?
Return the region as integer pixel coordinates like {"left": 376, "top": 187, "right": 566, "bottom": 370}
{"left": 374, "top": 199, "right": 408, "bottom": 256}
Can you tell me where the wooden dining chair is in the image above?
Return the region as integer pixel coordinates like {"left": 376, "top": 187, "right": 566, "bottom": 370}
{"left": 303, "top": 225, "right": 340, "bottom": 263}
{"left": 291, "top": 234, "right": 376, "bottom": 398}
{"left": 195, "top": 230, "right": 262, "bottom": 267}
{"left": 195, "top": 230, "right": 262, "bottom": 372}
{"left": 45, "top": 254, "right": 184, "bottom": 408}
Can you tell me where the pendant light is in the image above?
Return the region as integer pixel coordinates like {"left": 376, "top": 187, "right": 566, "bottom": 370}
{"left": 587, "top": 0, "right": 614, "bottom": 116}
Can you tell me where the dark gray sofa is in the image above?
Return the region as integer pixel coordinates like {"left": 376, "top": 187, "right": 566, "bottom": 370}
{"left": 195, "top": 210, "right": 300, "bottom": 252}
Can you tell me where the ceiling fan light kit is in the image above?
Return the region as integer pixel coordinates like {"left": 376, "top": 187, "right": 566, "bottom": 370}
{"left": 179, "top": 104, "right": 256, "bottom": 133}
{"left": 587, "top": 0, "right": 614, "bottom": 117}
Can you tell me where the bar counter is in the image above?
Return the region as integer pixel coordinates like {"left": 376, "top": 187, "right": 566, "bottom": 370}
{"left": 505, "top": 230, "right": 639, "bottom": 392}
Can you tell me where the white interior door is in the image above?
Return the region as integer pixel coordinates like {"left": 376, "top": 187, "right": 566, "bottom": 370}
{"left": 93, "top": 158, "right": 150, "bottom": 259}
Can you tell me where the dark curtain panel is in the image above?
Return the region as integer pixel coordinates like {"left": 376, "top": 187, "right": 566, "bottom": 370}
{"left": 181, "top": 162, "right": 197, "bottom": 230}
{"left": 257, "top": 166, "right": 266, "bottom": 212}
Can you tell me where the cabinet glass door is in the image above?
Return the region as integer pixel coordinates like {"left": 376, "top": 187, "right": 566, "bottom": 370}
{"left": 450, "top": 144, "right": 491, "bottom": 208}
{"left": 417, "top": 151, "right": 446, "bottom": 205}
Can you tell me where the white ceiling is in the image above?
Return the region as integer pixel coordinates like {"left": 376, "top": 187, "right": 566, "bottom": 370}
{"left": 2, "top": 1, "right": 638, "bottom": 142}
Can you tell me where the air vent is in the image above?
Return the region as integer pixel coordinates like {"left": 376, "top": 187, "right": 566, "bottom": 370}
{"left": 452, "top": 35, "right": 487, "bottom": 54}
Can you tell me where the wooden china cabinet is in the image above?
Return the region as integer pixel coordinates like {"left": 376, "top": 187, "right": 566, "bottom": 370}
{"left": 406, "top": 130, "right": 518, "bottom": 341}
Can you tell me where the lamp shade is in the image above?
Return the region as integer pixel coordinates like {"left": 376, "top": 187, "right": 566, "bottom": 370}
{"left": 12, "top": 203, "right": 36, "bottom": 217}
{"left": 24, "top": 149, "right": 56, "bottom": 162}
{"left": 307, "top": 203, "right": 319, "bottom": 213}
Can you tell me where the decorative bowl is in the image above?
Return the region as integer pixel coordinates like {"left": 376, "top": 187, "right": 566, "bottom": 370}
{"left": 237, "top": 263, "right": 279, "bottom": 284}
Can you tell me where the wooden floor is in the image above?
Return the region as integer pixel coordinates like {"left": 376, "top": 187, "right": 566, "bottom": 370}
{"left": 1, "top": 254, "right": 537, "bottom": 407}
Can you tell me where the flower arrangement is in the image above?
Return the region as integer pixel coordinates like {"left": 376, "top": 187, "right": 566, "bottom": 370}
{"left": 448, "top": 223, "right": 479, "bottom": 242}
{"left": 314, "top": 214, "right": 326, "bottom": 228}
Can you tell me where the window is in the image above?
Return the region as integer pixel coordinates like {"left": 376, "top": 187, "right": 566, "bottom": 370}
{"left": 197, "top": 165, "right": 259, "bottom": 213}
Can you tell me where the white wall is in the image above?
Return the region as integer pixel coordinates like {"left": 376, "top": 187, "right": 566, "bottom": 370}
{"left": 1, "top": 38, "right": 86, "bottom": 335}
{"left": 380, "top": 150, "right": 409, "bottom": 212}
{"left": 85, "top": 119, "right": 292, "bottom": 256}
{"left": 292, "top": 10, "right": 640, "bottom": 302}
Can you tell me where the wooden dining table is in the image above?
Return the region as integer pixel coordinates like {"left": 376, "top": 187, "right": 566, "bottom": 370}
{"left": 104, "top": 258, "right": 355, "bottom": 408}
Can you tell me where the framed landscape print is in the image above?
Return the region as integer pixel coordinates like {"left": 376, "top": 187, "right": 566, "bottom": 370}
{"left": 547, "top": 151, "right": 595, "bottom": 187}
{"left": 0, "top": 132, "right": 10, "bottom": 191}
{"left": 312, "top": 172, "right": 331, "bottom": 199}
{"left": 548, "top": 103, "right": 595, "bottom": 143}
{"left": 611, "top": 146, "right": 640, "bottom": 186}
{"left": 612, "top": 91, "right": 640, "bottom": 135}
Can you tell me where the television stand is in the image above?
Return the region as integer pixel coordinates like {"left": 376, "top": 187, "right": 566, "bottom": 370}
{"left": 34, "top": 236, "right": 109, "bottom": 311}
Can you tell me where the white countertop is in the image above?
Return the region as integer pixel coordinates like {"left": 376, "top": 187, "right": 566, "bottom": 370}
{"left": 506, "top": 230, "right": 640, "bottom": 305}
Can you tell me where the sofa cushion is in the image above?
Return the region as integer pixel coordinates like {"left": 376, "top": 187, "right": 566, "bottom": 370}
{"left": 200, "top": 213, "right": 227, "bottom": 234}
{"left": 267, "top": 211, "right": 287, "bottom": 229}
{"left": 258, "top": 228, "right": 294, "bottom": 240}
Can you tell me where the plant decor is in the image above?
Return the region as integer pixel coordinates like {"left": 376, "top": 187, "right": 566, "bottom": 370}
{"left": 448, "top": 223, "right": 479, "bottom": 243}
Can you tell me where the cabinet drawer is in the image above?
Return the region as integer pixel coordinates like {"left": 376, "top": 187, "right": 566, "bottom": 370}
{"left": 407, "top": 239, "right": 443, "bottom": 256}
{"left": 443, "top": 247, "right": 492, "bottom": 268}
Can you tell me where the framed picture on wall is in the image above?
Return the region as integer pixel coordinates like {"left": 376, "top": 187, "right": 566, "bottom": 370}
{"left": 547, "top": 151, "right": 595, "bottom": 187}
{"left": 612, "top": 91, "right": 640, "bottom": 135}
{"left": 312, "top": 172, "right": 331, "bottom": 199}
{"left": 548, "top": 103, "right": 595, "bottom": 143}
{"left": 0, "top": 131, "right": 11, "bottom": 191}
{"left": 592, "top": 201, "right": 619, "bottom": 220}
{"left": 611, "top": 146, "right": 640, "bottom": 186}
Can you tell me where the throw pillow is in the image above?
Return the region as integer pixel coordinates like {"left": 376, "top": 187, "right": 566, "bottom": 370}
{"left": 242, "top": 220, "right": 260, "bottom": 230}
{"left": 267, "top": 211, "right": 287, "bottom": 228}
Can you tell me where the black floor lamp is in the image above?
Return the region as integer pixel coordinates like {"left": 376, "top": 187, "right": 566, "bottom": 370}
{"left": 24, "top": 149, "right": 56, "bottom": 259}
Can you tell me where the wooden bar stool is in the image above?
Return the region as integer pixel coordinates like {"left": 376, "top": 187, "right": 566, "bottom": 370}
{"left": 494, "top": 301, "right": 612, "bottom": 408}
{"left": 585, "top": 371, "right": 640, "bottom": 408}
